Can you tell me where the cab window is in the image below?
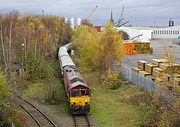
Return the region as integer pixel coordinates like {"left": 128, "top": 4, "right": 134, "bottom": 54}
{"left": 81, "top": 90, "right": 90, "bottom": 96}
{"left": 71, "top": 91, "right": 80, "bottom": 97}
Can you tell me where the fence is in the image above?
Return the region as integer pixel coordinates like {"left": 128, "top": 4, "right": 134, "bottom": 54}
{"left": 120, "top": 66, "right": 173, "bottom": 105}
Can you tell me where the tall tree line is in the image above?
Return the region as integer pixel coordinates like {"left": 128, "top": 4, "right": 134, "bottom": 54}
{"left": 0, "top": 12, "right": 72, "bottom": 78}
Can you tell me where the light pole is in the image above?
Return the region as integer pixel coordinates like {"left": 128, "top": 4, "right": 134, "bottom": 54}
{"left": 22, "top": 43, "right": 24, "bottom": 70}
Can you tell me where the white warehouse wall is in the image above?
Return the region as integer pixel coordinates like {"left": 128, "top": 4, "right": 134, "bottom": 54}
{"left": 117, "top": 27, "right": 152, "bottom": 42}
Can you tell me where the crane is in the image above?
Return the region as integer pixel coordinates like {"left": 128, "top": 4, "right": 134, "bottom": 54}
{"left": 114, "top": 5, "right": 129, "bottom": 27}
{"left": 87, "top": 6, "right": 98, "bottom": 21}
{"left": 115, "top": 6, "right": 124, "bottom": 26}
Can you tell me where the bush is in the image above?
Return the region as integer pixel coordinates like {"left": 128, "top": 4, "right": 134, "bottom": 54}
{"left": 0, "top": 71, "right": 11, "bottom": 126}
{"left": 100, "top": 69, "right": 121, "bottom": 89}
{"left": 25, "top": 54, "right": 53, "bottom": 80}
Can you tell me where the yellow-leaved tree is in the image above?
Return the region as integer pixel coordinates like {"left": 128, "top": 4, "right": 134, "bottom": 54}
{"left": 73, "top": 25, "right": 100, "bottom": 69}
{"left": 98, "top": 23, "right": 124, "bottom": 72}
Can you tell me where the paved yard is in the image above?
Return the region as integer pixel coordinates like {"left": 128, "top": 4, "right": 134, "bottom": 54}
{"left": 123, "top": 39, "right": 180, "bottom": 68}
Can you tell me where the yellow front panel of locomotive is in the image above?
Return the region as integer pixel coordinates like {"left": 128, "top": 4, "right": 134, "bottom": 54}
{"left": 70, "top": 96, "right": 91, "bottom": 107}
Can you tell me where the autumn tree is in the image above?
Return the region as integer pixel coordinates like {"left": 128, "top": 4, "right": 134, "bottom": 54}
{"left": 0, "top": 12, "right": 18, "bottom": 77}
{"left": 81, "top": 19, "right": 93, "bottom": 27}
{"left": 98, "top": 23, "right": 124, "bottom": 72}
{"left": 73, "top": 25, "right": 100, "bottom": 69}
{"left": 0, "top": 12, "right": 72, "bottom": 80}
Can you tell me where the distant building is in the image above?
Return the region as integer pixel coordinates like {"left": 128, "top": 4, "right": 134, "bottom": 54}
{"left": 95, "top": 26, "right": 102, "bottom": 32}
{"left": 152, "top": 25, "right": 180, "bottom": 39}
{"left": 118, "top": 25, "right": 180, "bottom": 41}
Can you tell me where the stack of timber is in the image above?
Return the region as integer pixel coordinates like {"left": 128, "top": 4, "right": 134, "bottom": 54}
{"left": 124, "top": 41, "right": 153, "bottom": 55}
{"left": 159, "top": 63, "right": 180, "bottom": 74}
{"left": 145, "top": 63, "right": 158, "bottom": 74}
{"left": 138, "top": 60, "right": 147, "bottom": 71}
{"left": 132, "top": 58, "right": 180, "bottom": 93}
{"left": 152, "top": 67, "right": 164, "bottom": 77}
{"left": 139, "top": 70, "right": 151, "bottom": 76}
{"left": 134, "top": 42, "right": 153, "bottom": 54}
{"left": 152, "top": 59, "right": 167, "bottom": 66}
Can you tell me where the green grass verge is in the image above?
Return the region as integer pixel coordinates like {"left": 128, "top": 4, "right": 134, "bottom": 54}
{"left": 78, "top": 67, "right": 154, "bottom": 127}
{"left": 90, "top": 85, "right": 153, "bottom": 127}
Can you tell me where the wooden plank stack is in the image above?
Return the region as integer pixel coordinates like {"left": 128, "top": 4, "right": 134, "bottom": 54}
{"left": 145, "top": 63, "right": 158, "bottom": 74}
{"left": 152, "top": 68, "right": 164, "bottom": 77}
{"left": 124, "top": 41, "right": 153, "bottom": 55}
{"left": 138, "top": 60, "right": 147, "bottom": 71}
{"left": 132, "top": 58, "right": 180, "bottom": 93}
{"left": 152, "top": 59, "right": 167, "bottom": 66}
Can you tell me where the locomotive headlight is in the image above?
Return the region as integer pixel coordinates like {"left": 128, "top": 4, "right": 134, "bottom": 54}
{"left": 71, "top": 102, "right": 76, "bottom": 105}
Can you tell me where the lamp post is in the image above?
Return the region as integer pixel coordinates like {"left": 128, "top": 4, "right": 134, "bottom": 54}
{"left": 22, "top": 43, "right": 24, "bottom": 70}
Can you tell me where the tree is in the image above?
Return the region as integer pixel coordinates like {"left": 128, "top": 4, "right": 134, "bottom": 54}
{"left": 0, "top": 71, "right": 10, "bottom": 126}
{"left": 98, "top": 23, "right": 124, "bottom": 72}
{"left": 119, "top": 30, "right": 129, "bottom": 40}
{"left": 81, "top": 19, "right": 93, "bottom": 27}
{"left": 73, "top": 25, "right": 100, "bottom": 69}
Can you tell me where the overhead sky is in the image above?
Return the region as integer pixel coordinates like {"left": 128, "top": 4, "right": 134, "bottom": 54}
{"left": 0, "top": 0, "right": 180, "bottom": 26}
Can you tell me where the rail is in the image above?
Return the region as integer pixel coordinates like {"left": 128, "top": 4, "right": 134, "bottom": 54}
{"left": 18, "top": 96, "right": 57, "bottom": 127}
{"left": 72, "top": 114, "right": 91, "bottom": 127}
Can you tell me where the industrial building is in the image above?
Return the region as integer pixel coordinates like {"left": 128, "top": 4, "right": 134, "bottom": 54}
{"left": 118, "top": 25, "right": 180, "bottom": 42}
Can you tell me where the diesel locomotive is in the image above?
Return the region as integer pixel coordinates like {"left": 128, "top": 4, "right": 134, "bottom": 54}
{"left": 58, "top": 43, "right": 91, "bottom": 114}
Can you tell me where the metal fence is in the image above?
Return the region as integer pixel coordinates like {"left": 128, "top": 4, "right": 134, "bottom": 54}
{"left": 120, "top": 66, "right": 158, "bottom": 92}
{"left": 120, "top": 66, "right": 173, "bottom": 104}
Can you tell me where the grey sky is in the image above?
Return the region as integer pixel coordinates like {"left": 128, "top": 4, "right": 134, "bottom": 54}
{"left": 0, "top": 0, "right": 180, "bottom": 26}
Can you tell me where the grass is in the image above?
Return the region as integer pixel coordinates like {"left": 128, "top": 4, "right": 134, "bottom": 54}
{"left": 25, "top": 83, "right": 46, "bottom": 100}
{"left": 79, "top": 67, "right": 154, "bottom": 127}
{"left": 90, "top": 85, "right": 153, "bottom": 127}
{"left": 24, "top": 58, "right": 155, "bottom": 126}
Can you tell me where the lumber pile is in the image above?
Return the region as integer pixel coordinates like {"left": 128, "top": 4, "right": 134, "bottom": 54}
{"left": 132, "top": 58, "right": 180, "bottom": 93}
{"left": 124, "top": 41, "right": 153, "bottom": 55}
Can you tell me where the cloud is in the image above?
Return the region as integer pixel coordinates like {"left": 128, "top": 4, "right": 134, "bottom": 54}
{"left": 0, "top": 0, "right": 179, "bottom": 26}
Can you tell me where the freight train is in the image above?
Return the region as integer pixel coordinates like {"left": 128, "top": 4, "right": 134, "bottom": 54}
{"left": 58, "top": 43, "right": 91, "bottom": 114}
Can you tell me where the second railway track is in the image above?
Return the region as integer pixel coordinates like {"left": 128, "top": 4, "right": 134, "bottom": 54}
{"left": 18, "top": 96, "right": 57, "bottom": 127}
{"left": 73, "top": 115, "right": 91, "bottom": 127}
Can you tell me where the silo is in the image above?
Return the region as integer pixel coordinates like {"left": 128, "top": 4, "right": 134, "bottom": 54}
{"left": 70, "top": 17, "right": 75, "bottom": 29}
{"left": 65, "top": 17, "right": 68, "bottom": 23}
{"left": 77, "top": 17, "right": 82, "bottom": 26}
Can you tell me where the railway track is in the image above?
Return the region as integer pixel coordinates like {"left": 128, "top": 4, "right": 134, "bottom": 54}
{"left": 18, "top": 96, "right": 57, "bottom": 127}
{"left": 73, "top": 115, "right": 91, "bottom": 127}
